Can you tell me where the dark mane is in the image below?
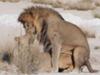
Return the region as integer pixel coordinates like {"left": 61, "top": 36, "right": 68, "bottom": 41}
{"left": 24, "top": 6, "right": 64, "bottom": 20}
{"left": 23, "top": 6, "right": 64, "bottom": 54}
{"left": 37, "top": 19, "right": 52, "bottom": 55}
{"left": 19, "top": 6, "right": 64, "bottom": 55}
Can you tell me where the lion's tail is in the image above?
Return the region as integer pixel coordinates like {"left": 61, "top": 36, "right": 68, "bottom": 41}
{"left": 85, "top": 60, "right": 98, "bottom": 73}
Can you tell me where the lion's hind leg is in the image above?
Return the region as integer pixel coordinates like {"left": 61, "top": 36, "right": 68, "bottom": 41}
{"left": 73, "top": 46, "right": 95, "bottom": 73}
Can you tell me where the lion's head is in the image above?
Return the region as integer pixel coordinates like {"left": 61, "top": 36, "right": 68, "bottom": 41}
{"left": 18, "top": 7, "right": 46, "bottom": 34}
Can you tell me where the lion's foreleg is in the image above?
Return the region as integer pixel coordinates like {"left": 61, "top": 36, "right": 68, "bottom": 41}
{"left": 51, "top": 33, "right": 62, "bottom": 72}
{"left": 52, "top": 43, "right": 61, "bottom": 72}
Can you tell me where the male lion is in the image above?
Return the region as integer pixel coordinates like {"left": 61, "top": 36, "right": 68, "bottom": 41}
{"left": 18, "top": 6, "right": 96, "bottom": 73}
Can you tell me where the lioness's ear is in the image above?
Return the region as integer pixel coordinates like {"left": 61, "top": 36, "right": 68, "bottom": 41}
{"left": 15, "top": 37, "right": 20, "bottom": 45}
{"left": 15, "top": 37, "right": 18, "bottom": 41}
{"left": 15, "top": 37, "right": 20, "bottom": 42}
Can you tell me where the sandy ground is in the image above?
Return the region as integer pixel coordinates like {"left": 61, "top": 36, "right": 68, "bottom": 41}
{"left": 0, "top": 1, "right": 100, "bottom": 75}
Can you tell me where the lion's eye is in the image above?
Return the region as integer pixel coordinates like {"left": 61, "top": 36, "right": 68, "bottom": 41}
{"left": 28, "top": 23, "right": 33, "bottom": 28}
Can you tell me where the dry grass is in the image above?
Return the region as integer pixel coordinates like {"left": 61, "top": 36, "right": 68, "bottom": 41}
{"left": 93, "top": 8, "right": 100, "bottom": 18}
{"left": 94, "top": 13, "right": 100, "bottom": 18}
{"left": 93, "top": 0, "right": 100, "bottom": 6}
{"left": 94, "top": 46, "right": 100, "bottom": 50}
{"left": 0, "top": 0, "right": 96, "bottom": 10}
{"left": 31, "top": 0, "right": 65, "bottom": 8}
{"left": 0, "top": 62, "right": 19, "bottom": 73}
{"left": 31, "top": 0, "right": 96, "bottom": 10}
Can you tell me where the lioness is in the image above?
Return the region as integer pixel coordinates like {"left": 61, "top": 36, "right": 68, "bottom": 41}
{"left": 18, "top": 6, "right": 96, "bottom": 73}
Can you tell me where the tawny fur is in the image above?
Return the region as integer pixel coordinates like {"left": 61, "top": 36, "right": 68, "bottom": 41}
{"left": 18, "top": 6, "right": 96, "bottom": 73}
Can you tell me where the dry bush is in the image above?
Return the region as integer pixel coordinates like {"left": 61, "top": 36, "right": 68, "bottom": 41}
{"left": 0, "top": 0, "right": 96, "bottom": 10}
{"left": 94, "top": 46, "right": 100, "bottom": 50}
{"left": 31, "top": 0, "right": 96, "bottom": 10}
{"left": 13, "top": 34, "right": 51, "bottom": 74}
{"left": 93, "top": 0, "right": 100, "bottom": 6}
{"left": 31, "top": 0, "right": 64, "bottom": 8}
{"left": 68, "top": 0, "right": 96, "bottom": 10}
{"left": 0, "top": 62, "right": 19, "bottom": 73}
{"left": 93, "top": 7, "right": 100, "bottom": 18}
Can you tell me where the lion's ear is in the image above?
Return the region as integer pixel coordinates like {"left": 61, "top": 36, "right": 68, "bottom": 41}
{"left": 15, "top": 37, "right": 21, "bottom": 45}
{"left": 15, "top": 37, "right": 20, "bottom": 42}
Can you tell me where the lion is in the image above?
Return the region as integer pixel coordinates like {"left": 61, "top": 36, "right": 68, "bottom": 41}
{"left": 18, "top": 6, "right": 96, "bottom": 73}
{"left": 13, "top": 25, "right": 74, "bottom": 73}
